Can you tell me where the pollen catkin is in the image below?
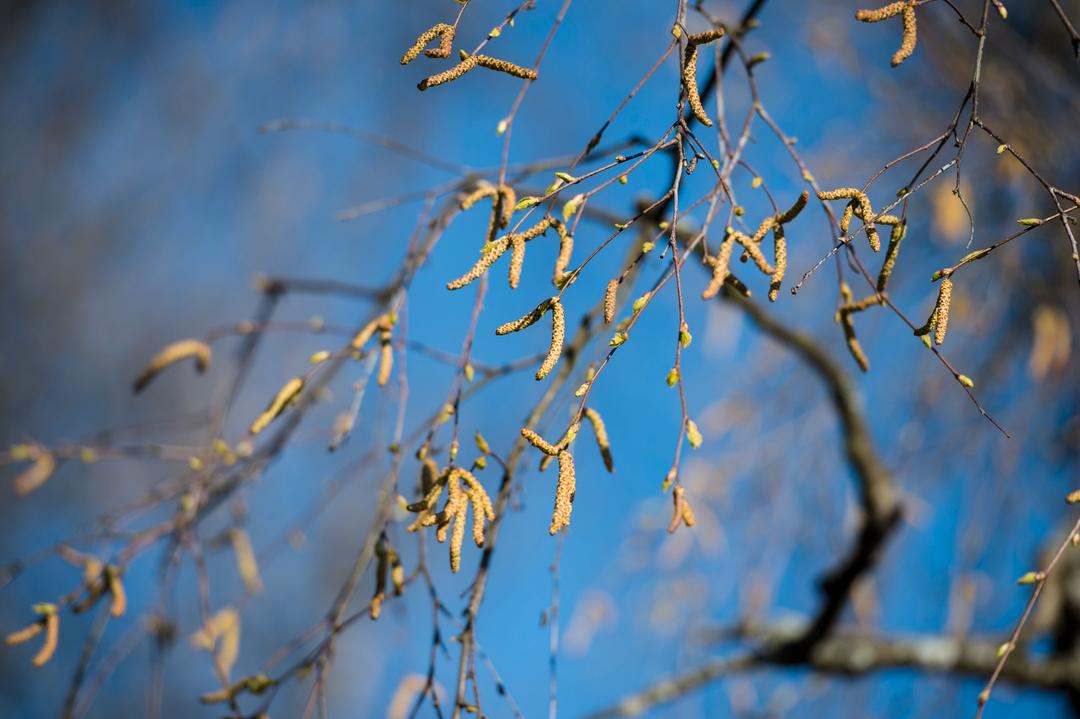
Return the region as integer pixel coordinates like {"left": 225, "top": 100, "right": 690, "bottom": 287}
{"left": 13, "top": 448, "right": 55, "bottom": 496}
{"left": 855, "top": 2, "right": 917, "bottom": 66}
{"left": 496, "top": 298, "right": 551, "bottom": 335}
{"left": 461, "top": 184, "right": 498, "bottom": 211}
{"left": 5, "top": 621, "right": 43, "bottom": 646}
{"left": 400, "top": 23, "right": 455, "bottom": 64}
{"left": 702, "top": 235, "right": 736, "bottom": 299}
{"left": 249, "top": 376, "right": 305, "bottom": 435}
{"left": 818, "top": 188, "right": 880, "bottom": 250}
{"left": 777, "top": 191, "right": 809, "bottom": 224}
{"left": 449, "top": 502, "right": 467, "bottom": 573}
{"left": 682, "top": 27, "right": 725, "bottom": 127}
{"left": 536, "top": 298, "right": 565, "bottom": 380}
{"left": 840, "top": 201, "right": 855, "bottom": 234}
{"left": 877, "top": 222, "right": 906, "bottom": 291}
{"left": 133, "top": 339, "right": 212, "bottom": 393}
{"left": 552, "top": 222, "right": 574, "bottom": 286}
{"left": 32, "top": 607, "right": 58, "bottom": 668}
{"left": 934, "top": 277, "right": 953, "bottom": 346}
{"left": 105, "top": 566, "right": 127, "bottom": 617}
{"left": 377, "top": 328, "right": 394, "bottom": 386}
{"left": 769, "top": 225, "right": 787, "bottom": 302}
{"left": 893, "top": 4, "right": 918, "bottom": 66}
{"left": 418, "top": 54, "right": 479, "bottom": 90}
{"left": 447, "top": 237, "right": 510, "bottom": 290}
{"left": 508, "top": 237, "right": 526, "bottom": 289}
{"left": 351, "top": 317, "right": 381, "bottom": 349}
{"left": 474, "top": 55, "right": 538, "bottom": 80}
{"left": 667, "top": 486, "right": 696, "bottom": 533}
{"left": 584, "top": 407, "right": 614, "bottom": 473}
{"left": 603, "top": 279, "right": 618, "bottom": 324}
{"left": 549, "top": 450, "right": 576, "bottom": 535}
{"left": 490, "top": 184, "right": 516, "bottom": 231}
{"left": 229, "top": 530, "right": 262, "bottom": 596}
{"left": 521, "top": 427, "right": 559, "bottom": 456}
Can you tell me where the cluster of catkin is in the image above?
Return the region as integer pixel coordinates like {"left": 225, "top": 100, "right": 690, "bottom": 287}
{"left": 522, "top": 407, "right": 613, "bottom": 535}
{"left": 681, "top": 27, "right": 726, "bottom": 127}
{"left": 406, "top": 460, "right": 494, "bottom": 573}
{"left": 496, "top": 297, "right": 566, "bottom": 380}
{"left": 401, "top": 22, "right": 537, "bottom": 91}
{"left": 447, "top": 188, "right": 574, "bottom": 292}
{"left": 6, "top": 549, "right": 128, "bottom": 668}
{"left": 667, "top": 486, "right": 697, "bottom": 534}
{"left": 819, "top": 188, "right": 908, "bottom": 372}
{"left": 702, "top": 192, "right": 807, "bottom": 302}
{"left": 855, "top": 1, "right": 918, "bottom": 67}
{"left": 915, "top": 276, "right": 953, "bottom": 347}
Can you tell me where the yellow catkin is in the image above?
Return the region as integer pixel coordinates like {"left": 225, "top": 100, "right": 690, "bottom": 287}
{"left": 508, "top": 237, "right": 525, "bottom": 289}
{"left": 400, "top": 23, "right": 455, "bottom": 64}
{"left": 351, "top": 317, "right": 381, "bottom": 349}
{"left": 377, "top": 329, "right": 394, "bottom": 386}
{"left": 536, "top": 298, "right": 565, "bottom": 380}
{"left": 855, "top": 2, "right": 917, "bottom": 66}
{"left": 474, "top": 55, "right": 538, "bottom": 80}
{"left": 769, "top": 225, "right": 787, "bottom": 302}
{"left": 5, "top": 622, "right": 43, "bottom": 646}
{"left": 603, "top": 279, "right": 618, "bottom": 324}
{"left": 488, "top": 184, "right": 517, "bottom": 232}
{"left": 249, "top": 377, "right": 305, "bottom": 435}
{"left": 105, "top": 566, "right": 127, "bottom": 617}
{"left": 668, "top": 486, "right": 697, "bottom": 533}
{"left": 32, "top": 609, "right": 58, "bottom": 668}
{"left": 133, "top": 339, "right": 212, "bottom": 393}
{"left": 842, "top": 318, "right": 870, "bottom": 372}
{"left": 893, "top": 4, "right": 918, "bottom": 66}
{"left": 449, "top": 501, "right": 467, "bottom": 573}
{"left": 877, "top": 222, "right": 906, "bottom": 291}
{"left": 13, "top": 449, "right": 55, "bottom": 496}
{"left": 447, "top": 237, "right": 510, "bottom": 290}
{"left": 549, "top": 451, "right": 576, "bottom": 535}
{"left": 855, "top": 2, "right": 908, "bottom": 22}
{"left": 702, "top": 235, "right": 736, "bottom": 299}
{"left": 584, "top": 407, "right": 614, "bottom": 473}
{"left": 934, "top": 278, "right": 953, "bottom": 346}
{"left": 552, "top": 222, "right": 574, "bottom": 286}
{"left": 840, "top": 201, "right": 855, "bottom": 234}
{"left": 682, "top": 27, "right": 725, "bottom": 127}
{"left": 460, "top": 184, "right": 498, "bottom": 211}
{"left": 777, "top": 191, "right": 809, "bottom": 224}
{"left": 521, "top": 427, "right": 560, "bottom": 456}
{"left": 418, "top": 54, "right": 479, "bottom": 90}
{"left": 734, "top": 228, "right": 775, "bottom": 275}
{"left": 818, "top": 188, "right": 880, "bottom": 251}
{"left": 496, "top": 299, "right": 551, "bottom": 335}
{"left": 230, "top": 530, "right": 262, "bottom": 595}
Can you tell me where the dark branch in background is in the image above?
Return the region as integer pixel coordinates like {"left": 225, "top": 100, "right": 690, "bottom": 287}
{"left": 1046, "top": 0, "right": 1080, "bottom": 57}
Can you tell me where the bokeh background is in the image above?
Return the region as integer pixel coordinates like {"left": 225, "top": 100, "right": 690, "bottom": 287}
{"left": 2, "top": 0, "right": 1079, "bottom": 717}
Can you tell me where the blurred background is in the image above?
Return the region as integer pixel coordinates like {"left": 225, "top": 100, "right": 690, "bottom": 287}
{"left": 1, "top": 0, "right": 1079, "bottom": 717}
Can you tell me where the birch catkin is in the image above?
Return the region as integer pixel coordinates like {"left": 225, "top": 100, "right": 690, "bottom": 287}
{"left": 934, "top": 277, "right": 953, "bottom": 346}
{"left": 399, "top": 23, "right": 455, "bottom": 64}
{"left": 536, "top": 298, "right": 565, "bottom": 380}
{"left": 133, "top": 339, "right": 212, "bottom": 393}
{"left": 549, "top": 450, "right": 576, "bottom": 534}
{"left": 603, "top": 279, "right": 618, "bottom": 324}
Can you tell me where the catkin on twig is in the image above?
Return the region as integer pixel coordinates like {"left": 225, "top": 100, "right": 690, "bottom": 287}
{"left": 536, "top": 298, "right": 565, "bottom": 380}
{"left": 495, "top": 298, "right": 551, "bottom": 335}
{"left": 447, "top": 237, "right": 510, "bottom": 290}
{"left": 399, "top": 23, "right": 455, "bottom": 65}
{"left": 933, "top": 277, "right": 953, "bottom": 346}
{"left": 133, "top": 339, "right": 212, "bottom": 393}
{"left": 682, "top": 27, "right": 726, "bottom": 127}
{"left": 549, "top": 450, "right": 576, "bottom": 535}
{"left": 584, "top": 407, "right": 614, "bottom": 473}
{"left": 249, "top": 377, "right": 305, "bottom": 435}
{"left": 855, "top": 2, "right": 918, "bottom": 67}
{"left": 603, "top": 279, "right": 618, "bottom": 324}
